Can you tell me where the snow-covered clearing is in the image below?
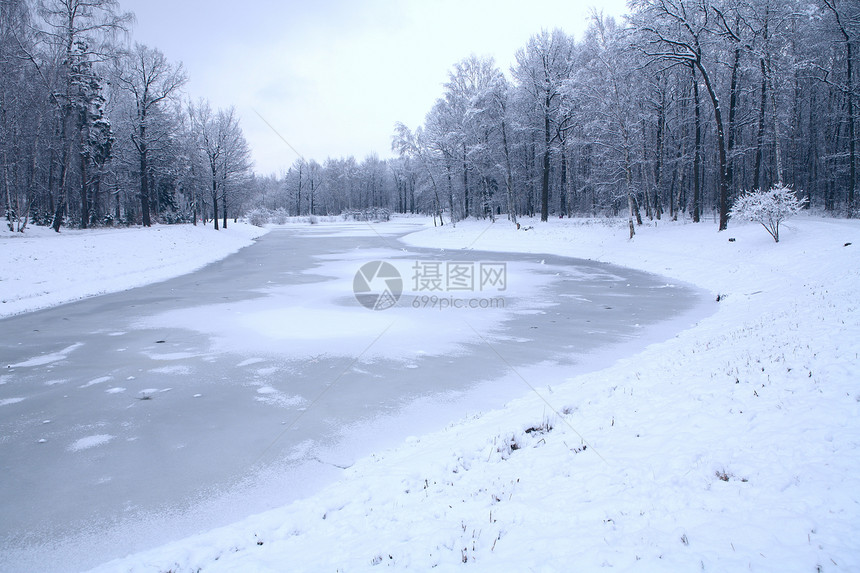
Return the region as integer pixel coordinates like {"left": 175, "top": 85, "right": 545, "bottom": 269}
{"left": 87, "top": 214, "right": 859, "bottom": 572}
{"left": 0, "top": 223, "right": 268, "bottom": 319}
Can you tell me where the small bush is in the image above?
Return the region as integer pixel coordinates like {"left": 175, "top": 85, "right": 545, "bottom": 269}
{"left": 729, "top": 184, "right": 807, "bottom": 242}
{"left": 247, "top": 208, "right": 270, "bottom": 227}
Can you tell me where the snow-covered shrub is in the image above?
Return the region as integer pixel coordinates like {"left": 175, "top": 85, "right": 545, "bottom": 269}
{"left": 246, "top": 208, "right": 270, "bottom": 227}
{"left": 729, "top": 184, "right": 807, "bottom": 243}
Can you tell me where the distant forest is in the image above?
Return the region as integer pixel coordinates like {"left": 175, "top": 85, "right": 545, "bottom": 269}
{"left": 2, "top": 0, "right": 858, "bottom": 232}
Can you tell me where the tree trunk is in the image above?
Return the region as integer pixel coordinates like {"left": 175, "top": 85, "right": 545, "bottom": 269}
{"left": 140, "top": 119, "right": 151, "bottom": 227}
{"left": 462, "top": 143, "right": 469, "bottom": 218}
{"left": 445, "top": 163, "right": 456, "bottom": 226}
{"left": 501, "top": 116, "right": 517, "bottom": 225}
{"left": 211, "top": 163, "right": 219, "bottom": 230}
{"left": 296, "top": 161, "right": 302, "bottom": 216}
{"left": 190, "top": 160, "right": 198, "bottom": 225}
{"left": 114, "top": 182, "right": 120, "bottom": 222}
{"left": 655, "top": 96, "right": 664, "bottom": 220}
{"left": 79, "top": 111, "right": 89, "bottom": 228}
{"left": 541, "top": 94, "right": 551, "bottom": 222}
{"left": 559, "top": 144, "right": 567, "bottom": 216}
{"left": 753, "top": 58, "right": 768, "bottom": 191}
{"left": 526, "top": 132, "right": 535, "bottom": 216}
{"left": 692, "top": 65, "right": 702, "bottom": 223}
{"left": 309, "top": 171, "right": 315, "bottom": 215}
{"left": 726, "top": 46, "right": 740, "bottom": 196}
{"left": 770, "top": 72, "right": 784, "bottom": 185}
{"left": 53, "top": 114, "right": 72, "bottom": 232}
{"left": 625, "top": 147, "right": 641, "bottom": 236}
{"left": 694, "top": 57, "right": 730, "bottom": 230}
{"left": 847, "top": 35, "right": 856, "bottom": 207}
{"left": 641, "top": 118, "right": 653, "bottom": 220}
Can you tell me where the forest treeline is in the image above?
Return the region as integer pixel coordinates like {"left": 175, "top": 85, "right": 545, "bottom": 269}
{"left": 1, "top": 0, "right": 251, "bottom": 232}
{"left": 2, "top": 0, "right": 858, "bottom": 233}
{"left": 252, "top": 0, "right": 860, "bottom": 232}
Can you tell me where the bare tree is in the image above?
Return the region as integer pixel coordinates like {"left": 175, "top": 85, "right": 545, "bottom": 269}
{"left": 115, "top": 43, "right": 186, "bottom": 226}
{"left": 216, "top": 106, "right": 252, "bottom": 228}
{"left": 392, "top": 122, "right": 445, "bottom": 225}
{"left": 189, "top": 101, "right": 250, "bottom": 229}
{"left": 513, "top": 29, "right": 575, "bottom": 222}
{"left": 577, "top": 13, "right": 644, "bottom": 237}
{"left": 473, "top": 71, "right": 518, "bottom": 225}
{"left": 632, "top": 0, "right": 733, "bottom": 230}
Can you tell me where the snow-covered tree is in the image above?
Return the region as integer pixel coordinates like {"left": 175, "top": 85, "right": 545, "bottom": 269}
{"left": 36, "top": 0, "right": 132, "bottom": 230}
{"left": 729, "top": 185, "right": 807, "bottom": 242}
{"left": 115, "top": 44, "right": 186, "bottom": 227}
{"left": 512, "top": 29, "right": 575, "bottom": 222}
{"left": 392, "top": 122, "right": 445, "bottom": 225}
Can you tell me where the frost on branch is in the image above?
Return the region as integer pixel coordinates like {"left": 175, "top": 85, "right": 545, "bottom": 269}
{"left": 729, "top": 185, "right": 807, "bottom": 243}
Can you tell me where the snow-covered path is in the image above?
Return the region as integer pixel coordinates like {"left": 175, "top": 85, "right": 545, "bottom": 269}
{"left": 0, "top": 221, "right": 708, "bottom": 572}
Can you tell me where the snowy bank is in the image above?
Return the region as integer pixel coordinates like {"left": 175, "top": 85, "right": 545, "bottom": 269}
{"left": 91, "top": 215, "right": 859, "bottom": 572}
{"left": 0, "top": 223, "right": 268, "bottom": 319}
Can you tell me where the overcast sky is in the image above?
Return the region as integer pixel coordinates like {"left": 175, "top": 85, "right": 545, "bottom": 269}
{"left": 120, "top": 0, "right": 629, "bottom": 175}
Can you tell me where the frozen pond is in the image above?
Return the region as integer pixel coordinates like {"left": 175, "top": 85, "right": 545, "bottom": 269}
{"left": 0, "top": 224, "right": 711, "bottom": 572}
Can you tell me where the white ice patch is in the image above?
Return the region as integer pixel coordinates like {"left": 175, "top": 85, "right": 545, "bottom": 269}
{"left": 105, "top": 387, "right": 126, "bottom": 394}
{"left": 253, "top": 386, "right": 306, "bottom": 408}
{"left": 237, "top": 358, "right": 265, "bottom": 367}
{"left": 8, "top": 342, "right": 83, "bottom": 368}
{"left": 79, "top": 376, "right": 111, "bottom": 388}
{"left": 139, "top": 388, "right": 171, "bottom": 395}
{"left": 558, "top": 293, "right": 593, "bottom": 302}
{"left": 150, "top": 365, "right": 191, "bottom": 375}
{"left": 0, "top": 397, "right": 25, "bottom": 406}
{"left": 143, "top": 351, "right": 201, "bottom": 361}
{"left": 67, "top": 434, "right": 113, "bottom": 452}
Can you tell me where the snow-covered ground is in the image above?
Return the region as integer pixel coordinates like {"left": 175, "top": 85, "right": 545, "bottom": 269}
{"left": 79, "top": 213, "right": 859, "bottom": 572}
{"left": 0, "top": 223, "right": 268, "bottom": 319}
